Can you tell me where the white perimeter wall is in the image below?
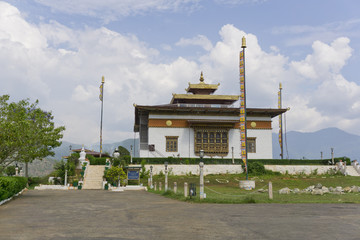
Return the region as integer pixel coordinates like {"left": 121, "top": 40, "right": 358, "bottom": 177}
{"left": 264, "top": 165, "right": 336, "bottom": 175}
{"left": 145, "top": 165, "right": 337, "bottom": 176}
{"left": 145, "top": 164, "right": 244, "bottom": 176}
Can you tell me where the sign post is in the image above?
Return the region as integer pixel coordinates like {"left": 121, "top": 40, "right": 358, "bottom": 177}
{"left": 126, "top": 166, "right": 141, "bottom": 185}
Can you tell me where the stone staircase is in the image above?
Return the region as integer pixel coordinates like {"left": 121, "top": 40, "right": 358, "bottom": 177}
{"left": 83, "top": 165, "right": 105, "bottom": 189}
{"left": 346, "top": 166, "right": 360, "bottom": 176}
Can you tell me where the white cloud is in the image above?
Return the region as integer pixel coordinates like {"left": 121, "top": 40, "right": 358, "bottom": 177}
{"left": 0, "top": 2, "right": 47, "bottom": 49}
{"left": 176, "top": 35, "right": 213, "bottom": 51}
{"left": 2, "top": 2, "right": 360, "bottom": 146}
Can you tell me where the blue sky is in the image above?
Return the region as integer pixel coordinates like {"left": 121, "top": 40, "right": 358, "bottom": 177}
{"left": 1, "top": 0, "right": 360, "bottom": 145}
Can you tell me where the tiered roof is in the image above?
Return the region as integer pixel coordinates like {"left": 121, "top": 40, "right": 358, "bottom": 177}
{"left": 170, "top": 72, "right": 239, "bottom": 105}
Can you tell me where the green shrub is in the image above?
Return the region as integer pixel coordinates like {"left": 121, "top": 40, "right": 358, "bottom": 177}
{"left": 5, "top": 166, "right": 16, "bottom": 176}
{"left": 53, "top": 160, "right": 76, "bottom": 184}
{"left": 245, "top": 162, "right": 266, "bottom": 175}
{"left": 72, "top": 180, "right": 78, "bottom": 187}
{"left": 112, "top": 159, "right": 121, "bottom": 167}
{"left": 105, "top": 166, "right": 126, "bottom": 186}
{"left": 28, "top": 177, "right": 47, "bottom": 187}
{"left": 0, "top": 177, "right": 28, "bottom": 201}
{"left": 140, "top": 159, "right": 149, "bottom": 178}
{"left": 89, "top": 157, "right": 107, "bottom": 165}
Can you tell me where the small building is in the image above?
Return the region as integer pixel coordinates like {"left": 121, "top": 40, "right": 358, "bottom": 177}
{"left": 134, "top": 73, "right": 286, "bottom": 159}
{"left": 71, "top": 148, "right": 111, "bottom": 158}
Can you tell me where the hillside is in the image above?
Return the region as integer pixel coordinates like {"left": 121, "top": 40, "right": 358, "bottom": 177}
{"left": 272, "top": 127, "right": 360, "bottom": 160}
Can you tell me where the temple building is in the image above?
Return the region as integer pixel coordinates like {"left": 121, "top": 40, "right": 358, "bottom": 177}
{"left": 134, "top": 72, "right": 286, "bottom": 159}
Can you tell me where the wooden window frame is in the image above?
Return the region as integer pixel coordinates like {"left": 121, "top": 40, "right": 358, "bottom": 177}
{"left": 194, "top": 128, "right": 229, "bottom": 156}
{"left": 166, "top": 136, "right": 178, "bottom": 152}
{"left": 247, "top": 137, "right": 256, "bottom": 153}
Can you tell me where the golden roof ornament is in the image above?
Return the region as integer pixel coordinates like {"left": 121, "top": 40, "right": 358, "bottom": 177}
{"left": 241, "top": 36, "right": 246, "bottom": 49}
{"left": 200, "top": 72, "right": 204, "bottom": 83}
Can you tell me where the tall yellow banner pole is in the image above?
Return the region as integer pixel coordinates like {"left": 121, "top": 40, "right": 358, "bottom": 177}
{"left": 240, "top": 37, "right": 248, "bottom": 180}
{"left": 278, "top": 83, "right": 283, "bottom": 159}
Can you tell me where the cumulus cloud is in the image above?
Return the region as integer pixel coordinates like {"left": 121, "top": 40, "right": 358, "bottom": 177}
{"left": 2, "top": 2, "right": 360, "bottom": 146}
{"left": 196, "top": 24, "right": 359, "bottom": 135}
{"left": 0, "top": 2, "right": 201, "bottom": 144}
{"left": 176, "top": 35, "right": 213, "bottom": 51}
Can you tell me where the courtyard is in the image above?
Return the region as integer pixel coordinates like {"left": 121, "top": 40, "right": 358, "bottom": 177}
{"left": 1, "top": 190, "right": 359, "bottom": 240}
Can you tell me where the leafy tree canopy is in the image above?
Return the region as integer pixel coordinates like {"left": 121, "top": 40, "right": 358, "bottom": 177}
{"left": 105, "top": 166, "right": 126, "bottom": 186}
{"left": 0, "top": 95, "right": 65, "bottom": 173}
{"left": 117, "top": 146, "right": 130, "bottom": 156}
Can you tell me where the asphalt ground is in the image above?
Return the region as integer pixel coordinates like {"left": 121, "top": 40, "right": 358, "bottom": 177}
{"left": 0, "top": 190, "right": 359, "bottom": 240}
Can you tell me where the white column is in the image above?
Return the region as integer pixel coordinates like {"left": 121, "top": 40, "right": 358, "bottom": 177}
{"left": 268, "top": 181, "right": 273, "bottom": 200}
{"left": 150, "top": 166, "right": 153, "bottom": 189}
{"left": 184, "top": 182, "right": 188, "bottom": 197}
{"left": 199, "top": 162, "right": 204, "bottom": 200}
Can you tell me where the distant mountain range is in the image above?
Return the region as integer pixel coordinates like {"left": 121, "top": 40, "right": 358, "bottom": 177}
{"left": 51, "top": 138, "right": 140, "bottom": 160}
{"left": 272, "top": 127, "right": 360, "bottom": 160}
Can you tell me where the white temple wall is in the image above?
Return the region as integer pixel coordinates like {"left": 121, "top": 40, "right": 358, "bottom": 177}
{"left": 141, "top": 126, "right": 273, "bottom": 159}
{"left": 247, "top": 129, "right": 273, "bottom": 159}
{"left": 147, "top": 127, "right": 192, "bottom": 158}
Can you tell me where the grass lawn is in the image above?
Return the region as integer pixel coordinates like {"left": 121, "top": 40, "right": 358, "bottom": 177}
{"left": 143, "top": 173, "right": 360, "bottom": 204}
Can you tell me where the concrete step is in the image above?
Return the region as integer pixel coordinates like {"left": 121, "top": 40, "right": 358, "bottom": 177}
{"left": 83, "top": 165, "right": 105, "bottom": 190}
{"left": 346, "top": 166, "right": 360, "bottom": 176}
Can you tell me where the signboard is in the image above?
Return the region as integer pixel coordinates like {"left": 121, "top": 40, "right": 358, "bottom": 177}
{"left": 128, "top": 170, "right": 140, "bottom": 180}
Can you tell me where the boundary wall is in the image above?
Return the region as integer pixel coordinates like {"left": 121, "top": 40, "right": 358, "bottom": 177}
{"left": 145, "top": 165, "right": 337, "bottom": 176}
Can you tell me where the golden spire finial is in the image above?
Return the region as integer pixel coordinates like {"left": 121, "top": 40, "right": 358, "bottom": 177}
{"left": 200, "top": 72, "right": 204, "bottom": 83}
{"left": 279, "top": 82, "right": 282, "bottom": 90}
{"left": 102, "top": 76, "right": 105, "bottom": 83}
{"left": 241, "top": 36, "right": 247, "bottom": 48}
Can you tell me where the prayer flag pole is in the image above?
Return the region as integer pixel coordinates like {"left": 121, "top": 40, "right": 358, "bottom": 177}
{"left": 99, "top": 76, "right": 105, "bottom": 158}
{"left": 239, "top": 37, "right": 248, "bottom": 180}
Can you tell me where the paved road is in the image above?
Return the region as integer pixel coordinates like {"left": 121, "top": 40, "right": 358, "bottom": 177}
{"left": 0, "top": 190, "right": 359, "bottom": 240}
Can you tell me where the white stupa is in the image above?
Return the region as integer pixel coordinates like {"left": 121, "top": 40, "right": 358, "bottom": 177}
{"left": 113, "top": 148, "right": 120, "bottom": 159}
{"left": 79, "top": 146, "right": 86, "bottom": 165}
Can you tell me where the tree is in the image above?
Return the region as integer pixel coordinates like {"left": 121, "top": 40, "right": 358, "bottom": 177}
{"left": 54, "top": 160, "right": 75, "bottom": 184}
{"left": 5, "top": 166, "right": 16, "bottom": 176}
{"left": 117, "top": 146, "right": 130, "bottom": 156}
{"left": 105, "top": 166, "right": 126, "bottom": 186}
{"left": 0, "top": 95, "right": 65, "bottom": 176}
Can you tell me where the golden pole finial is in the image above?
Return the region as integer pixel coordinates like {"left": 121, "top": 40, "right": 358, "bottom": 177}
{"left": 241, "top": 36, "right": 247, "bottom": 49}
{"left": 102, "top": 76, "right": 105, "bottom": 83}
{"left": 279, "top": 82, "right": 282, "bottom": 90}
{"left": 200, "top": 72, "right": 204, "bottom": 82}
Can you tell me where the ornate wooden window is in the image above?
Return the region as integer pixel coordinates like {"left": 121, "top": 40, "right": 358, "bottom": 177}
{"left": 194, "top": 128, "right": 229, "bottom": 156}
{"left": 247, "top": 138, "right": 256, "bottom": 153}
{"left": 166, "top": 136, "right": 178, "bottom": 152}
